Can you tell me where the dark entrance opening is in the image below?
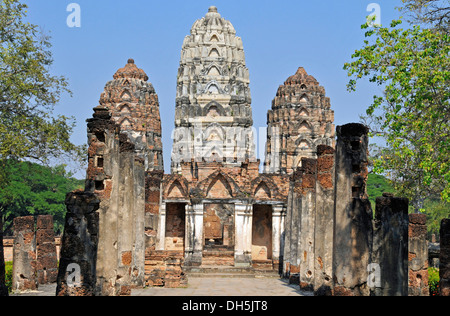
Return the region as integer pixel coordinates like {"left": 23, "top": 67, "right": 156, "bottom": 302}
{"left": 252, "top": 205, "right": 273, "bottom": 261}
{"left": 203, "top": 203, "right": 235, "bottom": 266}
{"left": 165, "top": 203, "right": 186, "bottom": 253}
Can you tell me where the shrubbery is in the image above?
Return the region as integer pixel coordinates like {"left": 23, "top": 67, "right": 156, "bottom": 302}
{"left": 5, "top": 261, "right": 12, "bottom": 293}
{"left": 429, "top": 267, "right": 440, "bottom": 296}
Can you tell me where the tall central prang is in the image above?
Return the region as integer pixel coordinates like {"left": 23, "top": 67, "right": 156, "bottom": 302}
{"left": 171, "top": 6, "right": 256, "bottom": 173}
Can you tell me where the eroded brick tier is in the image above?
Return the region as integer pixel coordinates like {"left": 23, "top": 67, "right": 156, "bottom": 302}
{"left": 265, "top": 67, "right": 335, "bottom": 174}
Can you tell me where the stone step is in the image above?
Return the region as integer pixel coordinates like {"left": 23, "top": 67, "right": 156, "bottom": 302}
{"left": 184, "top": 265, "right": 280, "bottom": 279}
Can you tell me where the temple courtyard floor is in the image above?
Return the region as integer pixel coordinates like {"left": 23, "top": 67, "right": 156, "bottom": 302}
{"left": 11, "top": 277, "right": 311, "bottom": 297}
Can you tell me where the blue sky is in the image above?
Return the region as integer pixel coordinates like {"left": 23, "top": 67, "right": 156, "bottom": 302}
{"left": 24, "top": 0, "right": 405, "bottom": 174}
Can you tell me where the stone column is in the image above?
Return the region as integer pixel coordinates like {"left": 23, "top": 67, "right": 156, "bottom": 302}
{"left": 333, "top": 123, "right": 373, "bottom": 296}
{"left": 272, "top": 204, "right": 285, "bottom": 272}
{"left": 56, "top": 192, "right": 100, "bottom": 296}
{"left": 408, "top": 213, "right": 429, "bottom": 296}
{"left": 440, "top": 218, "right": 450, "bottom": 296}
{"left": 12, "top": 216, "right": 37, "bottom": 292}
{"left": 298, "top": 158, "right": 317, "bottom": 292}
{"left": 157, "top": 202, "right": 167, "bottom": 251}
{"left": 185, "top": 203, "right": 203, "bottom": 267}
{"left": 36, "top": 215, "right": 58, "bottom": 284}
{"left": 235, "top": 203, "right": 252, "bottom": 267}
{"left": 372, "top": 194, "right": 409, "bottom": 296}
{"left": 314, "top": 145, "right": 335, "bottom": 296}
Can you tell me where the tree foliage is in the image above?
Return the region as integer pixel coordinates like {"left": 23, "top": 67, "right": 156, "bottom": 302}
{"left": 344, "top": 13, "right": 450, "bottom": 209}
{"left": 0, "top": 160, "right": 83, "bottom": 235}
{"left": 0, "top": 0, "right": 84, "bottom": 167}
{"left": 400, "top": 0, "right": 450, "bottom": 31}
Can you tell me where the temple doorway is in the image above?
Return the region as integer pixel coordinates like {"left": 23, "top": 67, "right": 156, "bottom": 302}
{"left": 165, "top": 203, "right": 186, "bottom": 253}
{"left": 252, "top": 205, "right": 273, "bottom": 261}
{"left": 203, "top": 203, "right": 235, "bottom": 266}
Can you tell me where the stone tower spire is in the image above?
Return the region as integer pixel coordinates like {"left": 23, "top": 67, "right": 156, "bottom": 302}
{"left": 171, "top": 6, "right": 256, "bottom": 174}
{"left": 99, "top": 58, "right": 164, "bottom": 172}
{"left": 264, "top": 67, "right": 335, "bottom": 174}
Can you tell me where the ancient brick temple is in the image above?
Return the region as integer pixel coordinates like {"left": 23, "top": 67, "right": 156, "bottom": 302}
{"left": 56, "top": 6, "right": 420, "bottom": 296}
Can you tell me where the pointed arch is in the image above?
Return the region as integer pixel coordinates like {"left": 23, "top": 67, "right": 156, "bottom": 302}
{"left": 119, "top": 103, "right": 131, "bottom": 113}
{"left": 298, "top": 107, "right": 309, "bottom": 117}
{"left": 298, "top": 121, "right": 312, "bottom": 133}
{"left": 207, "top": 65, "right": 221, "bottom": 76}
{"left": 208, "top": 48, "right": 220, "bottom": 58}
{"left": 299, "top": 94, "right": 309, "bottom": 103}
{"left": 210, "top": 34, "right": 219, "bottom": 42}
{"left": 255, "top": 181, "right": 271, "bottom": 199}
{"left": 119, "top": 117, "right": 132, "bottom": 129}
{"left": 120, "top": 90, "right": 132, "bottom": 101}
{"left": 206, "top": 173, "right": 233, "bottom": 199}
{"left": 167, "top": 180, "right": 187, "bottom": 199}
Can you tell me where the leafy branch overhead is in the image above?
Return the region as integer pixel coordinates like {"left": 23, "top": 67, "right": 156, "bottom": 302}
{"left": 0, "top": 0, "right": 84, "bottom": 165}
{"left": 344, "top": 3, "right": 450, "bottom": 207}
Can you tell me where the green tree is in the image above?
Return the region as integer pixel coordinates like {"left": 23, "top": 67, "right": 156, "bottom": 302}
{"left": 0, "top": 160, "right": 84, "bottom": 235}
{"left": 0, "top": 0, "right": 83, "bottom": 164}
{"left": 400, "top": 0, "right": 450, "bottom": 31}
{"left": 0, "top": 0, "right": 84, "bottom": 295}
{"left": 344, "top": 15, "right": 450, "bottom": 210}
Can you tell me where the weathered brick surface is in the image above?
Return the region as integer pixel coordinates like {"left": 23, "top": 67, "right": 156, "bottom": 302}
{"left": 440, "top": 219, "right": 450, "bottom": 296}
{"left": 145, "top": 251, "right": 187, "bottom": 288}
{"left": 56, "top": 192, "right": 99, "bottom": 296}
{"left": 36, "top": 215, "right": 58, "bottom": 284}
{"left": 408, "top": 213, "right": 429, "bottom": 296}
{"left": 13, "top": 216, "right": 38, "bottom": 292}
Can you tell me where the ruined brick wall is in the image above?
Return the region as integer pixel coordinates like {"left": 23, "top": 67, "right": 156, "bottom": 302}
{"left": 332, "top": 123, "right": 373, "bottom": 296}
{"left": 283, "top": 158, "right": 317, "bottom": 287}
{"left": 145, "top": 250, "right": 187, "bottom": 288}
{"left": 440, "top": 218, "right": 450, "bottom": 296}
{"left": 56, "top": 60, "right": 165, "bottom": 296}
{"left": 12, "top": 216, "right": 37, "bottom": 292}
{"left": 56, "top": 192, "right": 99, "bottom": 296}
{"left": 313, "top": 145, "right": 335, "bottom": 296}
{"left": 408, "top": 213, "right": 429, "bottom": 296}
{"left": 9, "top": 215, "right": 58, "bottom": 293}
{"left": 35, "top": 215, "right": 58, "bottom": 284}
{"left": 282, "top": 123, "right": 414, "bottom": 296}
{"left": 372, "top": 194, "right": 409, "bottom": 296}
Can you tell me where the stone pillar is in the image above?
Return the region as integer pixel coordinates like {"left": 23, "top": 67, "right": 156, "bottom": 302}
{"left": 440, "top": 218, "right": 450, "bottom": 296}
{"left": 157, "top": 202, "right": 167, "bottom": 251}
{"left": 235, "top": 203, "right": 252, "bottom": 267}
{"left": 314, "top": 145, "right": 335, "bottom": 296}
{"left": 283, "top": 170, "right": 302, "bottom": 281}
{"left": 298, "top": 158, "right": 317, "bottom": 291}
{"left": 372, "top": 194, "right": 409, "bottom": 296}
{"left": 185, "top": 203, "right": 203, "bottom": 267}
{"left": 272, "top": 204, "right": 285, "bottom": 272}
{"left": 36, "top": 215, "right": 58, "bottom": 284}
{"left": 408, "top": 213, "right": 429, "bottom": 296}
{"left": 12, "top": 216, "right": 37, "bottom": 292}
{"left": 56, "top": 192, "right": 100, "bottom": 296}
{"left": 333, "top": 123, "right": 373, "bottom": 296}
{"left": 0, "top": 214, "right": 7, "bottom": 296}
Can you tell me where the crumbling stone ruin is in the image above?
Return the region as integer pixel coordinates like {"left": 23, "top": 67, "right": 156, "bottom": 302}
{"left": 408, "top": 214, "right": 429, "bottom": 296}
{"left": 440, "top": 219, "right": 450, "bottom": 296}
{"left": 53, "top": 6, "right": 436, "bottom": 296}
{"left": 12, "top": 215, "right": 58, "bottom": 293}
